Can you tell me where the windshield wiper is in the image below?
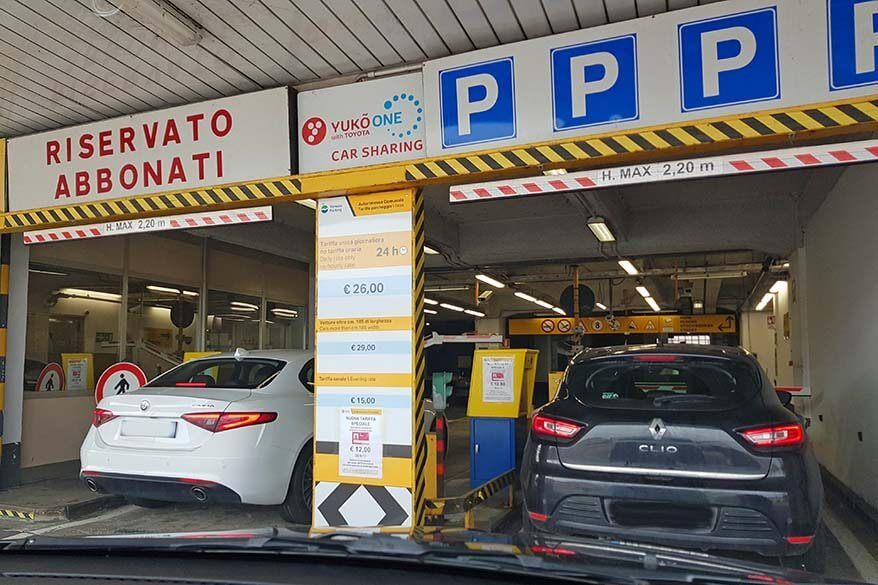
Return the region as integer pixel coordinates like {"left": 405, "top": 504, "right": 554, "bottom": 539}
{"left": 653, "top": 394, "right": 717, "bottom": 406}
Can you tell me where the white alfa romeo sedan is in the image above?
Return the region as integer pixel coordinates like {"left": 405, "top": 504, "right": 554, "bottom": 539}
{"left": 80, "top": 350, "right": 315, "bottom": 522}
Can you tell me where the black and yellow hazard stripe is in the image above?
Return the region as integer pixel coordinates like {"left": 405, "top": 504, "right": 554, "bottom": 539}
{"left": 424, "top": 469, "right": 515, "bottom": 520}
{"left": 1, "top": 177, "right": 302, "bottom": 231}
{"left": 0, "top": 234, "right": 9, "bottom": 448}
{"left": 411, "top": 189, "right": 427, "bottom": 529}
{"left": 403, "top": 97, "right": 878, "bottom": 180}
{"left": 0, "top": 508, "right": 35, "bottom": 521}
{"left": 4, "top": 97, "right": 878, "bottom": 233}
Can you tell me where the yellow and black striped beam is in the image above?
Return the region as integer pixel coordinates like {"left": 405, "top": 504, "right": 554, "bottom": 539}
{"left": 411, "top": 189, "right": 427, "bottom": 528}
{"left": 0, "top": 508, "right": 35, "bottom": 521}
{"left": 402, "top": 98, "right": 878, "bottom": 181}
{"left": 0, "top": 234, "right": 8, "bottom": 449}
{"left": 2, "top": 96, "right": 878, "bottom": 233}
{"left": 425, "top": 469, "right": 515, "bottom": 519}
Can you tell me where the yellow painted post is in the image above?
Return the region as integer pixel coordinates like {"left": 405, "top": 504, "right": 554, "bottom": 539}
{"left": 311, "top": 189, "right": 425, "bottom": 533}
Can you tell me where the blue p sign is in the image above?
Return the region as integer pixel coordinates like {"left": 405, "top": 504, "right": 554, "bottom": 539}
{"left": 678, "top": 7, "right": 780, "bottom": 112}
{"left": 828, "top": 0, "right": 878, "bottom": 90}
{"left": 439, "top": 58, "right": 515, "bottom": 148}
{"left": 551, "top": 34, "right": 639, "bottom": 131}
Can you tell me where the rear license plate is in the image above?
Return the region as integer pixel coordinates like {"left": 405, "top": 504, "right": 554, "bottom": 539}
{"left": 121, "top": 418, "right": 177, "bottom": 438}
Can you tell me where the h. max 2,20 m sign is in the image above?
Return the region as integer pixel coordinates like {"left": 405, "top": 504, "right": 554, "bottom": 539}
{"left": 423, "top": 0, "right": 878, "bottom": 156}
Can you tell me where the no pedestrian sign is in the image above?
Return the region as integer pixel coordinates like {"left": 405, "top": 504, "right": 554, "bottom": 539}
{"left": 36, "top": 363, "right": 65, "bottom": 393}
{"left": 95, "top": 362, "right": 148, "bottom": 404}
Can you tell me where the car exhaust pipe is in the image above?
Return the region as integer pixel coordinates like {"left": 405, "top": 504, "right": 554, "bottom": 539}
{"left": 85, "top": 478, "right": 98, "bottom": 492}
{"left": 191, "top": 487, "right": 208, "bottom": 502}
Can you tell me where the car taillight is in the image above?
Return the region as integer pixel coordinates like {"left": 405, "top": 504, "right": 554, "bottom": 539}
{"left": 182, "top": 412, "right": 277, "bottom": 433}
{"left": 741, "top": 423, "right": 804, "bottom": 447}
{"left": 92, "top": 408, "right": 117, "bottom": 428}
{"left": 532, "top": 413, "right": 582, "bottom": 439}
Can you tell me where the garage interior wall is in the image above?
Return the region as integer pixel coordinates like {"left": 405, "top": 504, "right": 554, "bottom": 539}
{"left": 13, "top": 233, "right": 311, "bottom": 473}
{"left": 803, "top": 164, "right": 878, "bottom": 510}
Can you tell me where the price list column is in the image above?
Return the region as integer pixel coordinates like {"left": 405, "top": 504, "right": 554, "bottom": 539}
{"left": 311, "top": 189, "right": 425, "bottom": 533}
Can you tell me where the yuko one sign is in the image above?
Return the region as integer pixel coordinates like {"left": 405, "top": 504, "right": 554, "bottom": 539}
{"left": 7, "top": 88, "right": 291, "bottom": 212}
{"left": 424, "top": 0, "right": 878, "bottom": 156}
{"left": 298, "top": 74, "right": 425, "bottom": 172}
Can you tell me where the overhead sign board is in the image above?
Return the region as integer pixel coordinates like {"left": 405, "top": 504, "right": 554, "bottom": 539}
{"left": 298, "top": 74, "right": 425, "bottom": 173}
{"left": 423, "top": 0, "right": 878, "bottom": 157}
{"left": 7, "top": 88, "right": 292, "bottom": 212}
{"left": 509, "top": 314, "right": 736, "bottom": 336}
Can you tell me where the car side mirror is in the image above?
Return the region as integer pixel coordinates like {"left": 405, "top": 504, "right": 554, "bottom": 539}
{"left": 776, "top": 390, "right": 793, "bottom": 407}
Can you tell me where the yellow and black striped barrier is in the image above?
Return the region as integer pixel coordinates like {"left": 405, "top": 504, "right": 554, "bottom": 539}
{"left": 425, "top": 469, "right": 516, "bottom": 528}
{"left": 411, "top": 190, "right": 427, "bottom": 528}
{"left": 1, "top": 96, "right": 877, "bottom": 233}
{"left": 0, "top": 508, "right": 36, "bottom": 521}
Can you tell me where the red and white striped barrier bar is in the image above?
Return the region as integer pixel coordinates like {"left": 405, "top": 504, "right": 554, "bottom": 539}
{"left": 23, "top": 205, "right": 273, "bottom": 245}
{"left": 449, "top": 139, "right": 878, "bottom": 203}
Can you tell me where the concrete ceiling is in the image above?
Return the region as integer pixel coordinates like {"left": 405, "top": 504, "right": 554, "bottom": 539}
{"left": 0, "top": 0, "right": 728, "bottom": 137}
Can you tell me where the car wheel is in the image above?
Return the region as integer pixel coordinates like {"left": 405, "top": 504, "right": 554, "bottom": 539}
{"left": 126, "top": 497, "right": 170, "bottom": 509}
{"left": 280, "top": 442, "right": 313, "bottom": 524}
{"left": 783, "top": 524, "right": 827, "bottom": 574}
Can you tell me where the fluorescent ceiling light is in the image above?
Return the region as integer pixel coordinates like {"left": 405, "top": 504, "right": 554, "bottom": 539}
{"left": 231, "top": 306, "right": 257, "bottom": 312}
{"left": 296, "top": 199, "right": 317, "bottom": 209}
{"left": 29, "top": 268, "right": 67, "bottom": 276}
{"left": 58, "top": 288, "right": 121, "bottom": 302}
{"left": 755, "top": 292, "right": 774, "bottom": 311}
{"left": 121, "top": 0, "right": 204, "bottom": 47}
{"left": 424, "top": 297, "right": 439, "bottom": 305}
{"left": 535, "top": 299, "right": 553, "bottom": 309}
{"left": 635, "top": 285, "right": 651, "bottom": 298}
{"left": 424, "top": 308, "right": 438, "bottom": 315}
{"left": 770, "top": 280, "right": 787, "bottom": 294}
{"left": 515, "top": 291, "right": 537, "bottom": 302}
{"left": 475, "top": 274, "right": 506, "bottom": 289}
{"left": 552, "top": 306, "right": 566, "bottom": 315}
{"left": 693, "top": 301, "right": 704, "bottom": 309}
{"left": 782, "top": 262, "right": 790, "bottom": 268}
{"left": 464, "top": 309, "right": 485, "bottom": 317}
{"left": 147, "top": 285, "right": 181, "bottom": 295}
{"left": 271, "top": 308, "right": 298, "bottom": 317}
{"left": 595, "top": 302, "right": 607, "bottom": 310}
{"left": 644, "top": 296, "right": 661, "bottom": 312}
{"left": 618, "top": 260, "right": 639, "bottom": 275}
{"left": 543, "top": 168, "right": 568, "bottom": 176}
{"left": 426, "top": 286, "right": 470, "bottom": 292}
{"left": 231, "top": 301, "right": 260, "bottom": 310}
{"left": 424, "top": 245, "right": 440, "bottom": 255}
{"left": 182, "top": 290, "right": 199, "bottom": 297}
{"left": 440, "top": 302, "right": 464, "bottom": 312}
{"left": 586, "top": 216, "right": 616, "bottom": 243}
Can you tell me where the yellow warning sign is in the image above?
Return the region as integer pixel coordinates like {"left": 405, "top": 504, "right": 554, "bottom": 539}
{"left": 509, "top": 314, "right": 736, "bottom": 336}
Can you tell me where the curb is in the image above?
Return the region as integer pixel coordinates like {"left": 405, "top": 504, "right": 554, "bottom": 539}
{"left": 0, "top": 494, "right": 125, "bottom": 522}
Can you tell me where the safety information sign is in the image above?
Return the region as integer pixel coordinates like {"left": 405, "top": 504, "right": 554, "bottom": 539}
{"left": 339, "top": 408, "right": 384, "bottom": 479}
{"left": 481, "top": 357, "right": 515, "bottom": 403}
{"left": 66, "top": 358, "right": 89, "bottom": 392}
{"left": 95, "top": 362, "right": 148, "bottom": 404}
{"left": 35, "top": 363, "right": 64, "bottom": 393}
{"left": 509, "top": 314, "right": 736, "bottom": 335}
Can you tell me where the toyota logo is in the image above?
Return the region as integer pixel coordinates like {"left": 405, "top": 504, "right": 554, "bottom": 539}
{"left": 649, "top": 418, "right": 667, "bottom": 440}
{"left": 140, "top": 400, "right": 150, "bottom": 412}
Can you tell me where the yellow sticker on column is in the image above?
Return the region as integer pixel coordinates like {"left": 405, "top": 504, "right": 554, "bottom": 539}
{"left": 349, "top": 190, "right": 412, "bottom": 215}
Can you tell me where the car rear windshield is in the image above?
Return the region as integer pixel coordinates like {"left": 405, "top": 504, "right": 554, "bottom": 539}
{"left": 145, "top": 358, "right": 285, "bottom": 390}
{"left": 566, "top": 355, "right": 762, "bottom": 411}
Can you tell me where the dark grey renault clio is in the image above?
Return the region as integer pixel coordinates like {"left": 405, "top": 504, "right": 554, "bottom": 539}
{"left": 521, "top": 344, "right": 824, "bottom": 571}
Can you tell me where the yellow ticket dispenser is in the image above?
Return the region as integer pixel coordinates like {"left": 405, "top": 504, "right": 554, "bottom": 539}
{"left": 467, "top": 349, "right": 539, "bottom": 419}
{"left": 467, "top": 349, "right": 538, "bottom": 488}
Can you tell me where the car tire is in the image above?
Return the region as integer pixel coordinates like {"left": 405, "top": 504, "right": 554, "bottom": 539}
{"left": 783, "top": 523, "right": 827, "bottom": 574}
{"left": 280, "top": 442, "right": 313, "bottom": 524}
{"left": 126, "top": 497, "right": 170, "bottom": 509}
